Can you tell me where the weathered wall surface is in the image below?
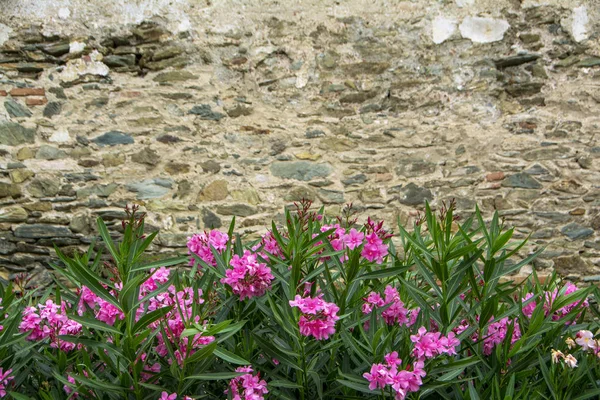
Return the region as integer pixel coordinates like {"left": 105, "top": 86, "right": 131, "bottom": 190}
{"left": 1, "top": 0, "right": 600, "bottom": 285}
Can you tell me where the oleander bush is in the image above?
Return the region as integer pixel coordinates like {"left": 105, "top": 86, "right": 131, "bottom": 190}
{"left": 0, "top": 201, "right": 599, "bottom": 399}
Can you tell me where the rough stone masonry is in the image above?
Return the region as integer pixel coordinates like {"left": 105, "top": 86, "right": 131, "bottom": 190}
{"left": 0, "top": 0, "right": 600, "bottom": 286}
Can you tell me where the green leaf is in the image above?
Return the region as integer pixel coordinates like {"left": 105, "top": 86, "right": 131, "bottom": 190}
{"left": 132, "top": 306, "right": 173, "bottom": 335}
{"left": 131, "top": 255, "right": 189, "bottom": 272}
{"left": 185, "top": 372, "right": 245, "bottom": 381}
{"left": 214, "top": 346, "right": 250, "bottom": 365}
{"left": 357, "top": 265, "right": 408, "bottom": 281}
{"left": 69, "top": 314, "right": 122, "bottom": 335}
{"left": 96, "top": 217, "right": 120, "bottom": 263}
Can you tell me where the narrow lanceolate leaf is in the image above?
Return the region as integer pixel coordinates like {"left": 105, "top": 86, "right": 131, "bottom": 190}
{"left": 214, "top": 346, "right": 250, "bottom": 365}
{"left": 132, "top": 306, "right": 173, "bottom": 335}
{"left": 96, "top": 217, "right": 120, "bottom": 263}
{"left": 185, "top": 372, "right": 245, "bottom": 381}
{"left": 69, "top": 315, "right": 122, "bottom": 335}
{"left": 131, "top": 255, "right": 189, "bottom": 272}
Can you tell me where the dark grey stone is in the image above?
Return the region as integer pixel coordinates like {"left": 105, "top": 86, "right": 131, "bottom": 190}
{"left": 14, "top": 224, "right": 72, "bottom": 239}
{"left": 397, "top": 183, "right": 433, "bottom": 206}
{"left": 92, "top": 131, "right": 134, "bottom": 146}
{"left": 561, "top": 223, "right": 594, "bottom": 240}
{"left": 4, "top": 100, "right": 32, "bottom": 118}
{"left": 0, "top": 122, "right": 35, "bottom": 146}
{"left": 216, "top": 204, "right": 257, "bottom": 217}
{"left": 342, "top": 174, "right": 368, "bottom": 186}
{"left": 502, "top": 173, "right": 542, "bottom": 189}
{"left": 318, "top": 189, "right": 345, "bottom": 204}
{"left": 494, "top": 54, "right": 540, "bottom": 68}
{"left": 202, "top": 208, "right": 222, "bottom": 229}
{"left": 125, "top": 178, "right": 174, "bottom": 199}
{"left": 188, "top": 104, "right": 226, "bottom": 121}
{"left": 43, "top": 102, "right": 62, "bottom": 118}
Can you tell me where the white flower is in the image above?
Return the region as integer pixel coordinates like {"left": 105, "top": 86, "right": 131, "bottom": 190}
{"left": 575, "top": 330, "right": 596, "bottom": 351}
{"left": 564, "top": 354, "right": 578, "bottom": 368}
{"left": 565, "top": 337, "right": 576, "bottom": 349}
{"left": 551, "top": 349, "right": 564, "bottom": 364}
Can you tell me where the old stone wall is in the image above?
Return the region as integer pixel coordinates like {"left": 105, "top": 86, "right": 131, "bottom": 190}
{"left": 1, "top": 0, "right": 600, "bottom": 285}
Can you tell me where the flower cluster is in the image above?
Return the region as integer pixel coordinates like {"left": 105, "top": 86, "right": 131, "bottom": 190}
{"left": 475, "top": 317, "right": 521, "bottom": 356}
{"left": 522, "top": 282, "right": 589, "bottom": 323}
{"left": 227, "top": 366, "right": 268, "bottom": 400}
{"left": 187, "top": 230, "right": 229, "bottom": 268}
{"left": 551, "top": 349, "right": 578, "bottom": 368}
{"left": 362, "top": 286, "right": 419, "bottom": 327}
{"left": 410, "top": 327, "right": 461, "bottom": 359}
{"left": 252, "top": 231, "right": 284, "bottom": 259}
{"left": 363, "top": 352, "right": 426, "bottom": 400}
{"left": 361, "top": 218, "right": 391, "bottom": 264}
{"left": 0, "top": 368, "right": 13, "bottom": 398}
{"left": 221, "top": 250, "right": 274, "bottom": 300}
{"left": 19, "top": 299, "right": 82, "bottom": 351}
{"left": 289, "top": 294, "right": 340, "bottom": 340}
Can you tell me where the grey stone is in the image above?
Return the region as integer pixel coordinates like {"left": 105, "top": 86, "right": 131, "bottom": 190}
{"left": 502, "top": 173, "right": 542, "bottom": 189}
{"left": 0, "top": 122, "right": 36, "bottom": 145}
{"left": 342, "top": 174, "right": 367, "bottom": 186}
{"left": 28, "top": 177, "right": 61, "bottom": 198}
{"left": 0, "top": 206, "right": 28, "bottom": 222}
{"left": 36, "top": 145, "right": 67, "bottom": 160}
{"left": 69, "top": 213, "right": 90, "bottom": 233}
{"left": 533, "top": 212, "right": 570, "bottom": 223}
{"left": 284, "top": 185, "right": 317, "bottom": 202}
{"left": 202, "top": 208, "right": 222, "bottom": 228}
{"left": 0, "top": 241, "right": 17, "bottom": 255}
{"left": 494, "top": 54, "right": 540, "bottom": 68}
{"left": 92, "top": 131, "right": 134, "bottom": 146}
{"left": 318, "top": 189, "right": 345, "bottom": 204}
{"left": 14, "top": 224, "right": 72, "bottom": 239}
{"left": 216, "top": 204, "right": 257, "bottom": 217}
{"left": 5, "top": 100, "right": 32, "bottom": 118}
{"left": 524, "top": 164, "right": 549, "bottom": 175}
{"left": 271, "top": 161, "right": 332, "bottom": 181}
{"left": 396, "top": 160, "right": 436, "bottom": 178}
{"left": 103, "top": 54, "right": 137, "bottom": 68}
{"left": 397, "top": 183, "right": 433, "bottom": 206}
{"left": 49, "top": 87, "right": 67, "bottom": 99}
{"left": 554, "top": 255, "right": 590, "bottom": 276}
{"left": 577, "top": 57, "right": 600, "bottom": 68}
{"left": 561, "top": 223, "right": 594, "bottom": 240}
{"left": 153, "top": 71, "right": 197, "bottom": 83}
{"left": 64, "top": 172, "right": 100, "bottom": 182}
{"left": 125, "top": 178, "right": 174, "bottom": 199}
{"left": 43, "top": 102, "right": 62, "bottom": 118}
{"left": 156, "top": 233, "right": 188, "bottom": 248}
{"left": 505, "top": 82, "right": 544, "bottom": 97}
{"left": 0, "top": 182, "right": 21, "bottom": 198}
{"left": 306, "top": 129, "right": 326, "bottom": 139}
{"left": 157, "top": 134, "right": 183, "bottom": 144}
{"left": 201, "top": 160, "right": 221, "bottom": 174}
{"left": 188, "top": 104, "right": 226, "bottom": 121}
{"left": 43, "top": 41, "right": 70, "bottom": 56}
{"left": 225, "top": 104, "right": 253, "bottom": 118}
{"left": 132, "top": 147, "right": 160, "bottom": 166}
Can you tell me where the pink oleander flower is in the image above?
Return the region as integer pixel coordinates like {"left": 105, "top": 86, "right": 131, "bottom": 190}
{"left": 140, "top": 267, "right": 171, "bottom": 294}
{"left": 361, "top": 232, "right": 388, "bottom": 264}
{"left": 364, "top": 355, "right": 426, "bottom": 399}
{"left": 410, "top": 327, "right": 461, "bottom": 359}
{"left": 363, "top": 363, "right": 393, "bottom": 390}
{"left": 19, "top": 300, "right": 82, "bottom": 351}
{"left": 362, "top": 286, "right": 418, "bottom": 329}
{"left": 0, "top": 368, "right": 14, "bottom": 398}
{"left": 187, "top": 230, "right": 229, "bottom": 268}
{"left": 343, "top": 228, "right": 365, "bottom": 250}
{"left": 575, "top": 330, "right": 597, "bottom": 351}
{"left": 521, "top": 292, "right": 537, "bottom": 318}
{"left": 474, "top": 317, "right": 521, "bottom": 356}
{"left": 227, "top": 366, "right": 268, "bottom": 400}
{"left": 289, "top": 295, "right": 340, "bottom": 340}
{"left": 221, "top": 250, "right": 274, "bottom": 300}
{"left": 160, "top": 393, "right": 177, "bottom": 400}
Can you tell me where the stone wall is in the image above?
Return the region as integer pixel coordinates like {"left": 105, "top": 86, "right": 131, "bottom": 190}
{"left": 1, "top": 0, "right": 600, "bottom": 285}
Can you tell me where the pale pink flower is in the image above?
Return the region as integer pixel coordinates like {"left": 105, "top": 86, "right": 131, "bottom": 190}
{"left": 343, "top": 228, "right": 365, "bottom": 250}
{"left": 564, "top": 354, "right": 578, "bottom": 368}
{"left": 575, "top": 330, "right": 597, "bottom": 351}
